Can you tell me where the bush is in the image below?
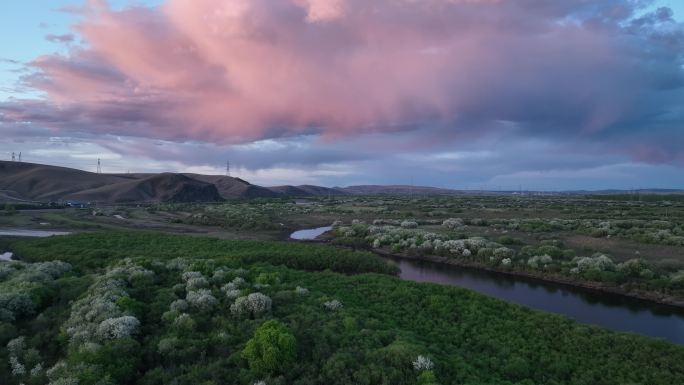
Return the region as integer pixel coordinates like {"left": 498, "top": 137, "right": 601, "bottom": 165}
{"left": 241, "top": 320, "right": 296, "bottom": 375}
{"left": 498, "top": 236, "right": 523, "bottom": 245}
{"left": 401, "top": 221, "right": 419, "bottom": 229}
{"left": 231, "top": 293, "right": 272, "bottom": 318}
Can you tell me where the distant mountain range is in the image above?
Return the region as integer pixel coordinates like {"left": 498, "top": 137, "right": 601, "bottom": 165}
{"left": 0, "top": 161, "right": 681, "bottom": 204}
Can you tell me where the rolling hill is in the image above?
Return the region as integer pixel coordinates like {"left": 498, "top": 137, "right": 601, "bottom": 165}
{"left": 0, "top": 161, "right": 133, "bottom": 201}
{"left": 184, "top": 174, "right": 280, "bottom": 199}
{"left": 0, "top": 161, "right": 469, "bottom": 204}
{"left": 0, "top": 162, "right": 224, "bottom": 203}
{"left": 65, "top": 173, "right": 223, "bottom": 203}
{"left": 268, "top": 184, "right": 348, "bottom": 197}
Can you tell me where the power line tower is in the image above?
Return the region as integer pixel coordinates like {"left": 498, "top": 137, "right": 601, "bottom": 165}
{"left": 97, "top": 158, "right": 102, "bottom": 174}
{"left": 226, "top": 160, "right": 230, "bottom": 177}
{"left": 18, "top": 152, "right": 21, "bottom": 162}
{"left": 11, "top": 152, "right": 15, "bottom": 162}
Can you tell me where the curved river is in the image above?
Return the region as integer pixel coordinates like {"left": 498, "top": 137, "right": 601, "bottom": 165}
{"left": 292, "top": 226, "right": 684, "bottom": 345}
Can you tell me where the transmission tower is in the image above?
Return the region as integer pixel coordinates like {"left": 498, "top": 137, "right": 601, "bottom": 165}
{"left": 226, "top": 160, "right": 230, "bottom": 177}
{"left": 97, "top": 158, "right": 102, "bottom": 174}
{"left": 18, "top": 152, "right": 21, "bottom": 162}
{"left": 11, "top": 152, "right": 15, "bottom": 162}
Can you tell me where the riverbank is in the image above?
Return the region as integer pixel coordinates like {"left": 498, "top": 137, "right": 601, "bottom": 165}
{"left": 370, "top": 248, "right": 684, "bottom": 310}
{"left": 300, "top": 231, "right": 684, "bottom": 310}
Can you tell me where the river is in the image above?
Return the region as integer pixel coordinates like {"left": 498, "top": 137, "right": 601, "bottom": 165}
{"left": 0, "top": 229, "right": 71, "bottom": 237}
{"left": 291, "top": 226, "right": 684, "bottom": 345}
{"left": 290, "top": 226, "right": 332, "bottom": 240}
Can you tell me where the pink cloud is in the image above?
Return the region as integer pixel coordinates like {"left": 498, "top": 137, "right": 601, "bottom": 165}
{"left": 1, "top": 0, "right": 683, "bottom": 163}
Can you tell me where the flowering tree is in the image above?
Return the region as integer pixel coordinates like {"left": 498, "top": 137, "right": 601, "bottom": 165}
{"left": 231, "top": 293, "right": 272, "bottom": 317}
{"left": 323, "top": 300, "right": 343, "bottom": 311}
{"left": 413, "top": 355, "right": 434, "bottom": 371}
{"left": 97, "top": 316, "right": 141, "bottom": 340}
{"left": 186, "top": 289, "right": 218, "bottom": 312}
{"left": 527, "top": 255, "right": 553, "bottom": 269}
{"left": 442, "top": 218, "right": 464, "bottom": 229}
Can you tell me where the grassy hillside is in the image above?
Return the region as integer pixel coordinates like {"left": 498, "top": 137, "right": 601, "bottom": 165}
{"left": 1, "top": 232, "right": 683, "bottom": 385}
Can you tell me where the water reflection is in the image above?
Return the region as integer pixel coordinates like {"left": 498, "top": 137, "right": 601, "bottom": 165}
{"left": 290, "top": 226, "right": 332, "bottom": 240}
{"left": 0, "top": 229, "right": 71, "bottom": 237}
{"left": 385, "top": 256, "right": 684, "bottom": 345}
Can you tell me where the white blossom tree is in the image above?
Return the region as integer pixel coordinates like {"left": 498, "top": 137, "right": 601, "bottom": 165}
{"left": 97, "top": 316, "right": 141, "bottom": 340}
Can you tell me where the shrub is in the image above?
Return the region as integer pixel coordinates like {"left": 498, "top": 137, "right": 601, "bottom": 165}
{"left": 231, "top": 293, "right": 272, "bottom": 317}
{"left": 186, "top": 289, "right": 218, "bottom": 312}
{"left": 572, "top": 255, "right": 615, "bottom": 274}
{"left": 241, "top": 320, "right": 296, "bottom": 375}
{"left": 413, "top": 355, "right": 434, "bottom": 371}
{"left": 169, "top": 299, "right": 188, "bottom": 313}
{"left": 498, "top": 236, "right": 523, "bottom": 245}
{"left": 442, "top": 218, "right": 464, "bottom": 229}
{"left": 96, "top": 316, "right": 140, "bottom": 340}
{"left": 255, "top": 273, "right": 280, "bottom": 286}
{"left": 323, "top": 300, "right": 343, "bottom": 311}
{"left": 617, "top": 259, "right": 650, "bottom": 278}
{"left": 224, "top": 289, "right": 242, "bottom": 300}
{"left": 295, "top": 286, "right": 309, "bottom": 295}
{"left": 401, "top": 221, "right": 419, "bottom": 229}
{"left": 185, "top": 277, "right": 209, "bottom": 290}
{"left": 527, "top": 255, "right": 553, "bottom": 269}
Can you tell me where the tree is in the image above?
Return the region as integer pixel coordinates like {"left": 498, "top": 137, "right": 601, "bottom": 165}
{"left": 241, "top": 320, "right": 296, "bottom": 375}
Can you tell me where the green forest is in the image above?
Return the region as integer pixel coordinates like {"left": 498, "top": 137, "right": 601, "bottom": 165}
{"left": 2, "top": 232, "right": 684, "bottom": 385}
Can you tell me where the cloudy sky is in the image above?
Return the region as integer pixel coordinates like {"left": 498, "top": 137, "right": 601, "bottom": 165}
{"left": 1, "top": 0, "right": 683, "bottom": 190}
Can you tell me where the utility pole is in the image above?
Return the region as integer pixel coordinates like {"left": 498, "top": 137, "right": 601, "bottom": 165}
{"left": 410, "top": 176, "right": 414, "bottom": 199}
{"left": 97, "top": 158, "right": 102, "bottom": 174}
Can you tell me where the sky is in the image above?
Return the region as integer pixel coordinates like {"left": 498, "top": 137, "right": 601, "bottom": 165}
{"left": 1, "top": 0, "right": 683, "bottom": 190}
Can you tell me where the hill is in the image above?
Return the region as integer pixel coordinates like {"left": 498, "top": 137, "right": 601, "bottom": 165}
{"left": 65, "top": 173, "right": 223, "bottom": 203}
{"left": 0, "top": 161, "right": 133, "bottom": 201}
{"left": 184, "top": 174, "right": 280, "bottom": 199}
{"left": 269, "top": 184, "right": 347, "bottom": 197}
{"left": 0, "top": 162, "right": 223, "bottom": 203}
{"left": 10, "top": 160, "right": 680, "bottom": 204}
{"left": 338, "top": 184, "right": 462, "bottom": 195}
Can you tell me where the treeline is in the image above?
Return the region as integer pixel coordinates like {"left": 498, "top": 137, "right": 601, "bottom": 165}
{"left": 10, "top": 232, "right": 398, "bottom": 276}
